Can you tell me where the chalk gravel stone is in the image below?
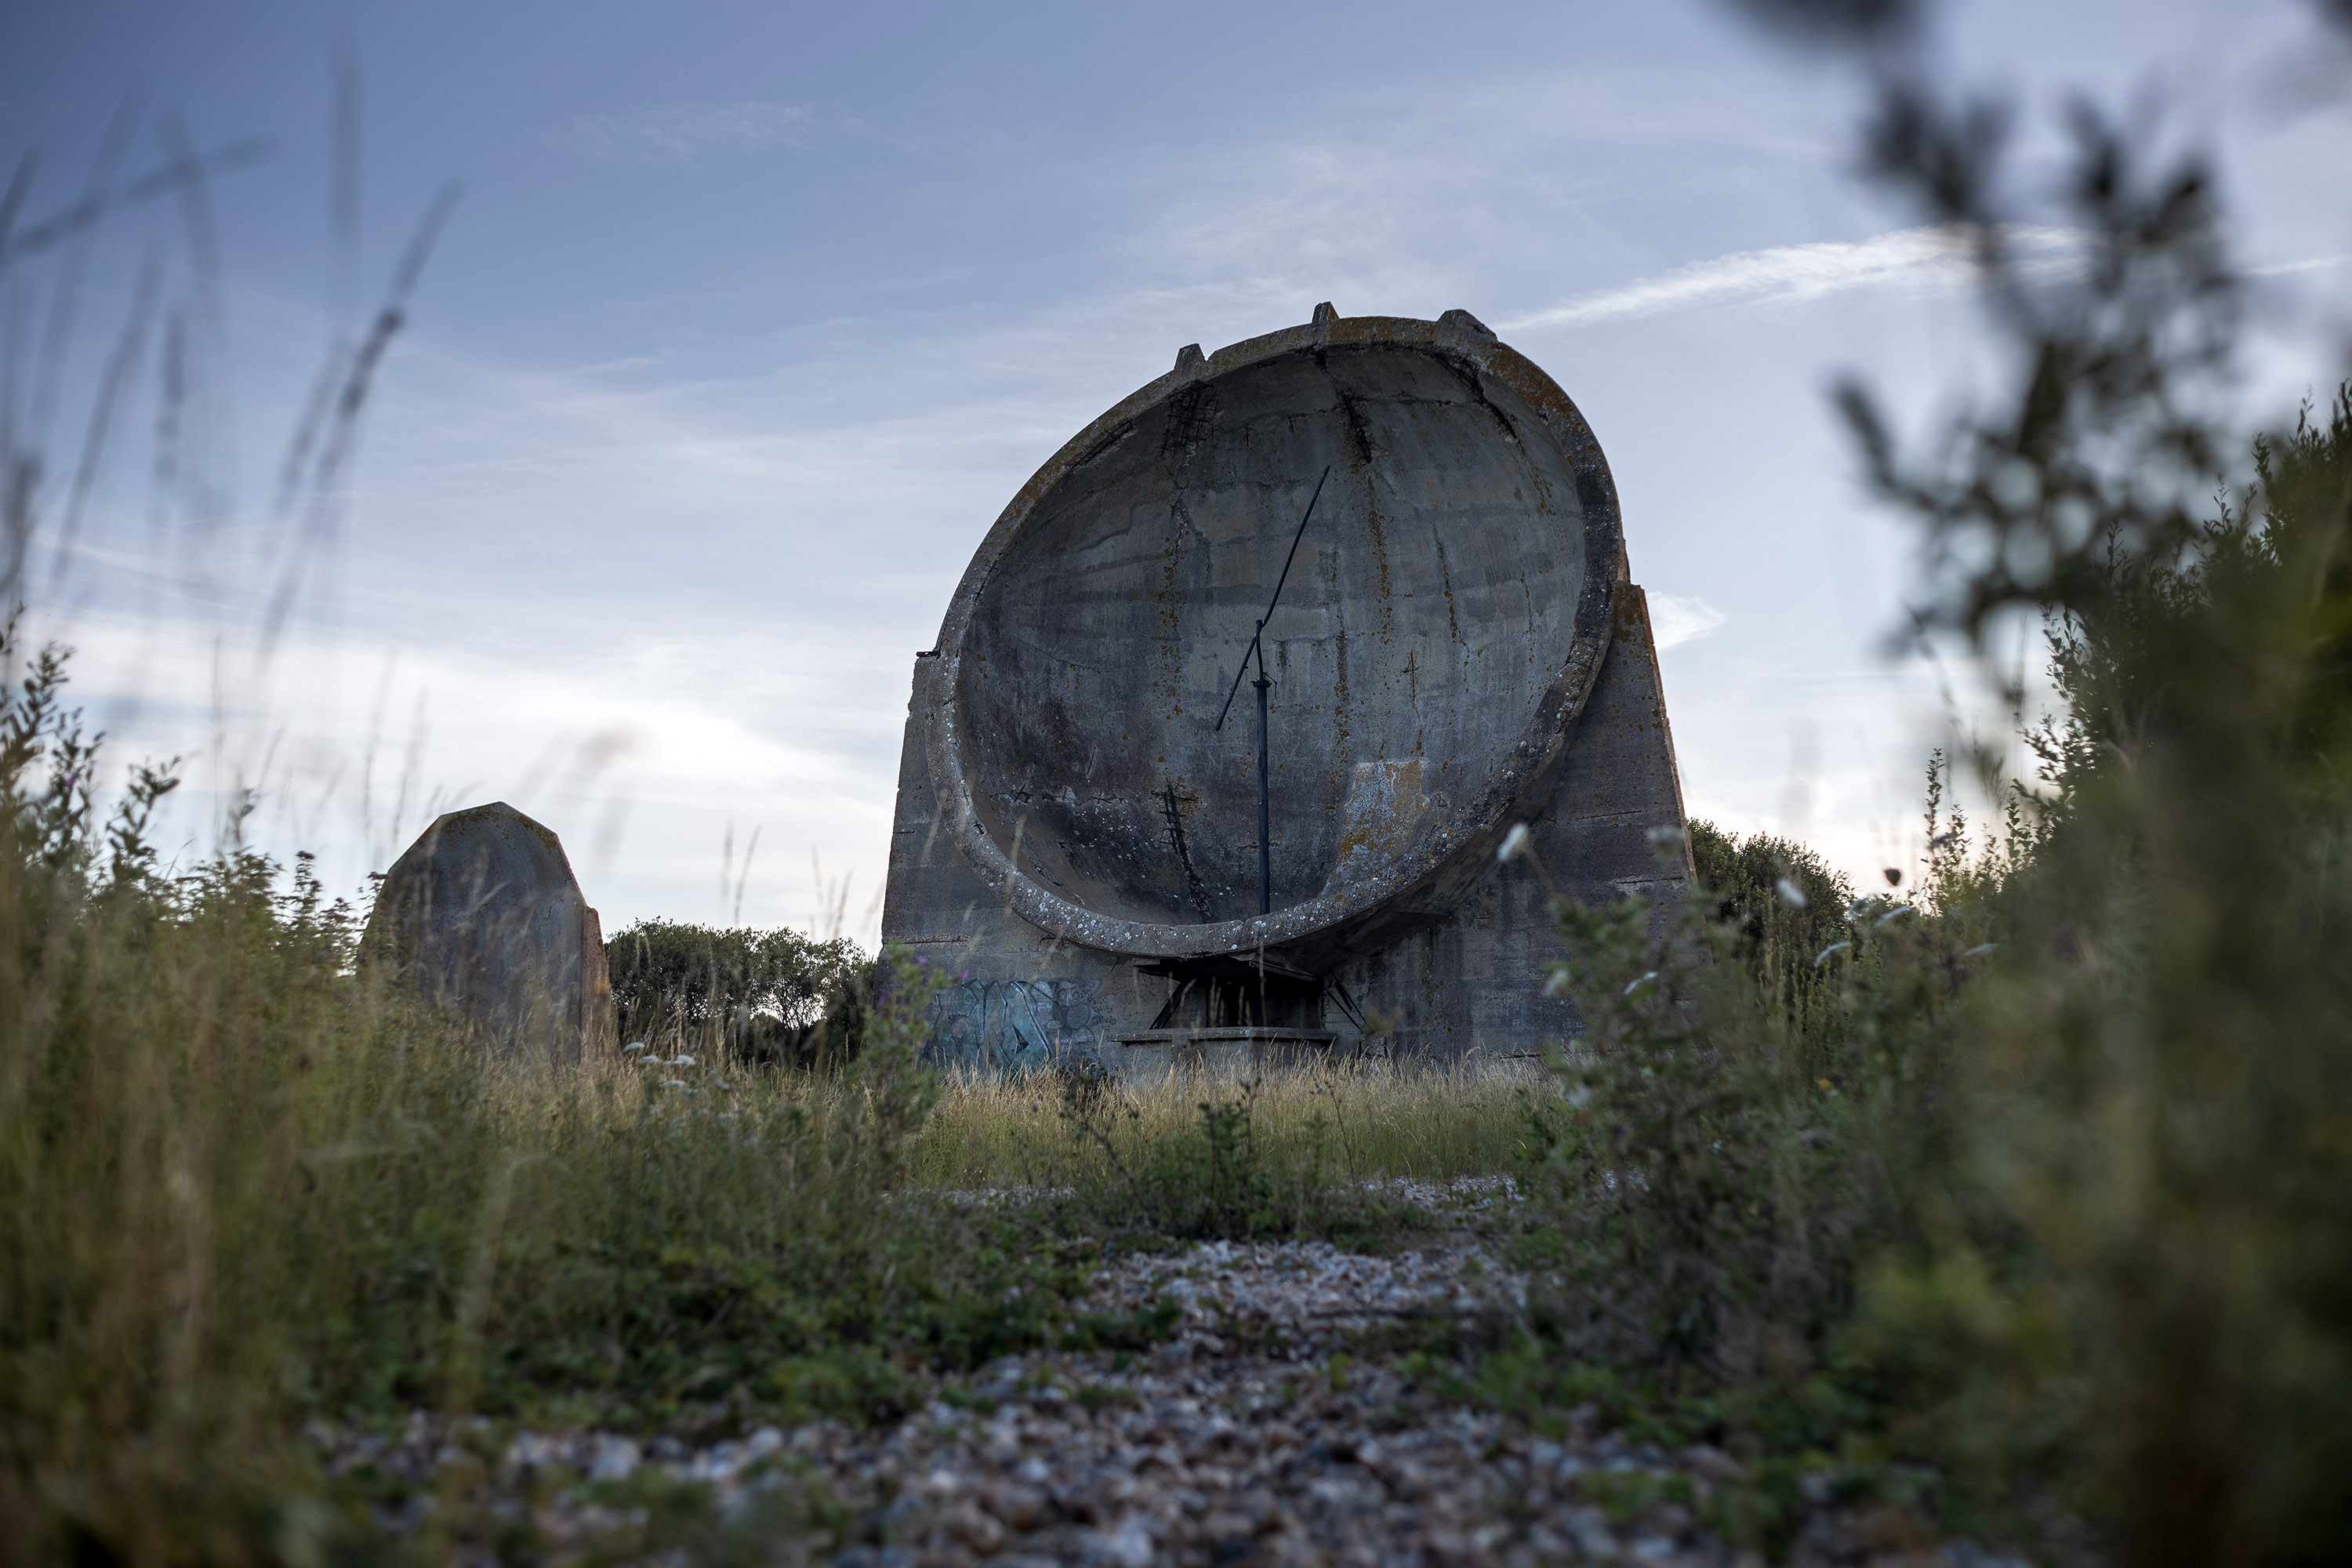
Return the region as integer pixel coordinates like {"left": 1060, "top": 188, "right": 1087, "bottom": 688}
{"left": 309, "top": 1189, "right": 2002, "bottom": 1566}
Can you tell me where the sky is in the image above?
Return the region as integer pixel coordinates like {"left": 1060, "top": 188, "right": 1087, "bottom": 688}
{"left": 3, "top": 0, "right": 2348, "bottom": 939}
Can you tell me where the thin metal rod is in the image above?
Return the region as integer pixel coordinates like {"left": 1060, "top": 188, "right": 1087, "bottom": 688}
{"left": 1254, "top": 641, "right": 1272, "bottom": 915}
{"left": 1214, "top": 465, "right": 1334, "bottom": 732}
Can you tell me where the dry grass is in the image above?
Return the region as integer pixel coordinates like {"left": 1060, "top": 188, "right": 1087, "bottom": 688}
{"left": 909, "top": 1055, "right": 1550, "bottom": 1190}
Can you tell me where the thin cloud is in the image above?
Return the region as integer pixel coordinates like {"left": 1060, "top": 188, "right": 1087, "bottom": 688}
{"left": 1648, "top": 593, "right": 1728, "bottom": 651}
{"left": 2249, "top": 253, "right": 2352, "bottom": 277}
{"left": 563, "top": 101, "right": 815, "bottom": 165}
{"left": 1502, "top": 225, "right": 2075, "bottom": 331}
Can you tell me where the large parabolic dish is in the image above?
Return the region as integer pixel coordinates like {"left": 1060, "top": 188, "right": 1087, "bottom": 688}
{"left": 926, "top": 308, "right": 1625, "bottom": 965}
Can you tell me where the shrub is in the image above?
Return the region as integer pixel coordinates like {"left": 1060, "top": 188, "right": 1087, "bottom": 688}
{"left": 1502, "top": 46, "right": 2352, "bottom": 1555}
{"left": 604, "top": 916, "right": 868, "bottom": 1066}
{"left": 1844, "top": 383, "right": 2352, "bottom": 1563}
{"left": 1685, "top": 818, "right": 1864, "bottom": 1067}
{"left": 1512, "top": 828, "right": 1958, "bottom": 1398}
{"left": 1687, "top": 821, "right": 1857, "bottom": 958}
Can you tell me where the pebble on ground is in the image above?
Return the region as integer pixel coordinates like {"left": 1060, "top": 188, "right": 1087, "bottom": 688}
{"left": 309, "top": 1183, "right": 2025, "bottom": 1568}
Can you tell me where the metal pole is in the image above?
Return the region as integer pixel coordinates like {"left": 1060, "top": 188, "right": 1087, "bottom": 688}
{"left": 1215, "top": 467, "right": 1332, "bottom": 734}
{"left": 1254, "top": 642, "right": 1272, "bottom": 916}
{"left": 1210, "top": 466, "right": 1331, "bottom": 923}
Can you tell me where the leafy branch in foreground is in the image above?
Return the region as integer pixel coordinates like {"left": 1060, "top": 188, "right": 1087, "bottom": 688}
{"left": 1817, "top": 21, "right": 2352, "bottom": 1559}
{"left": 1497, "top": 17, "right": 2352, "bottom": 1552}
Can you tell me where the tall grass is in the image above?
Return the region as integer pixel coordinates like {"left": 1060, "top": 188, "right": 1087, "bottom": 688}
{"left": 910, "top": 1057, "right": 1544, "bottom": 1191}
{"left": 0, "top": 650, "right": 1098, "bottom": 1559}
{"left": 0, "top": 637, "right": 1454, "bottom": 1561}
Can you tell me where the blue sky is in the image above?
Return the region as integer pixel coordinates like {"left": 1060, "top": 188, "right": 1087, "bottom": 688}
{"left": 5, "top": 0, "right": 2348, "bottom": 936}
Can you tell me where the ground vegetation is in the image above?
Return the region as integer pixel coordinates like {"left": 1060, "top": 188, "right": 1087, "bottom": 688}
{"left": 7, "top": 3, "right": 2352, "bottom": 1559}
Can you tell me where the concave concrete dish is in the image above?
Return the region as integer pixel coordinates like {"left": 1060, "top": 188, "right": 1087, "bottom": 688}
{"left": 927, "top": 309, "right": 1624, "bottom": 965}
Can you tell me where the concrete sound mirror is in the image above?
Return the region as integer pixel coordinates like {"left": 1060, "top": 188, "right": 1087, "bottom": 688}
{"left": 881, "top": 304, "right": 1691, "bottom": 1074}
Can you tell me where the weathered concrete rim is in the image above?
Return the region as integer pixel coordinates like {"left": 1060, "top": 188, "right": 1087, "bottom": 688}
{"left": 920, "top": 309, "right": 1624, "bottom": 966}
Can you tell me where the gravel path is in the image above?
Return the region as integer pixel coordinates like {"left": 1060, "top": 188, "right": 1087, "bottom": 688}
{"left": 313, "top": 1189, "right": 2018, "bottom": 1567}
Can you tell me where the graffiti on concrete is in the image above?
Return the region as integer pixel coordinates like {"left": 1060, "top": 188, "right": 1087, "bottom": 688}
{"left": 927, "top": 978, "right": 1105, "bottom": 1073}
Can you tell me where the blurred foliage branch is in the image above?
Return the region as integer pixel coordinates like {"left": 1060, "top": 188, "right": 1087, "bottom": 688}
{"left": 1504, "top": 5, "right": 2352, "bottom": 1561}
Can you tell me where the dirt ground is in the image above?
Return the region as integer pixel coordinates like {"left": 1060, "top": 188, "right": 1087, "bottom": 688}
{"left": 314, "top": 1185, "right": 2020, "bottom": 1567}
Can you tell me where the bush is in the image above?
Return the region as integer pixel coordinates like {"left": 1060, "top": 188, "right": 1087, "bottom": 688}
{"left": 1848, "top": 385, "right": 2352, "bottom": 1563}
{"left": 1685, "top": 819, "right": 1864, "bottom": 1062}
{"left": 1500, "top": 56, "right": 2352, "bottom": 1557}
{"left": 1514, "top": 830, "right": 1956, "bottom": 1394}
{"left": 1686, "top": 821, "right": 1857, "bottom": 955}
{"left": 604, "top": 916, "right": 868, "bottom": 1067}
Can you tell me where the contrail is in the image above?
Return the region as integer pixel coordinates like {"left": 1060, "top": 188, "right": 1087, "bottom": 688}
{"left": 1502, "top": 225, "right": 2076, "bottom": 331}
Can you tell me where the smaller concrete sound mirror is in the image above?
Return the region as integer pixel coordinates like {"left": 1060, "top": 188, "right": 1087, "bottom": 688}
{"left": 882, "top": 306, "right": 1692, "bottom": 1074}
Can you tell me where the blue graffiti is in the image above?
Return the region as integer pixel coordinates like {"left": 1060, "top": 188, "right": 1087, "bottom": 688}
{"left": 927, "top": 978, "right": 1105, "bottom": 1074}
